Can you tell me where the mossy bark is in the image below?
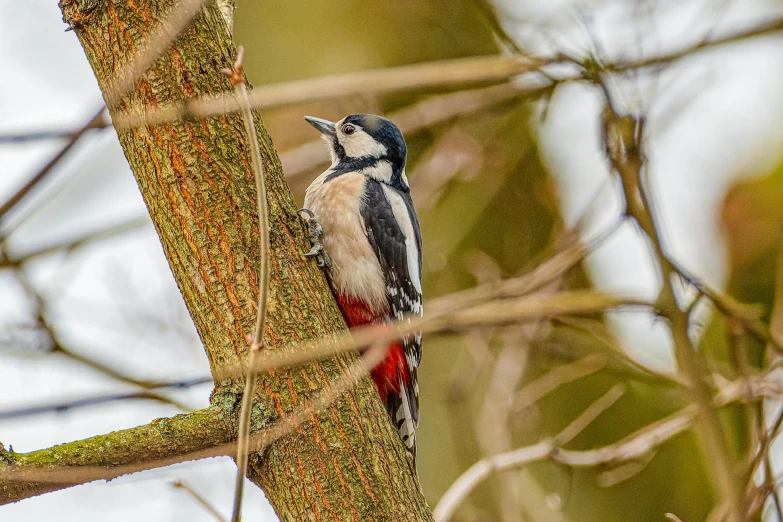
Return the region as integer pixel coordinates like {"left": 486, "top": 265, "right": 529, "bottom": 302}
{"left": 26, "top": 0, "right": 434, "bottom": 520}
{"left": 0, "top": 407, "right": 234, "bottom": 502}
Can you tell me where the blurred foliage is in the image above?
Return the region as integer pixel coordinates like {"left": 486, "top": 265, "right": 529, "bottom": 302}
{"left": 701, "top": 160, "right": 783, "bottom": 469}
{"left": 233, "top": 2, "right": 781, "bottom": 521}
{"left": 702, "top": 164, "right": 783, "bottom": 372}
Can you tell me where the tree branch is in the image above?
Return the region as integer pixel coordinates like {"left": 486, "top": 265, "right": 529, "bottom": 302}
{"left": 0, "top": 407, "right": 233, "bottom": 504}
{"left": 433, "top": 403, "right": 698, "bottom": 521}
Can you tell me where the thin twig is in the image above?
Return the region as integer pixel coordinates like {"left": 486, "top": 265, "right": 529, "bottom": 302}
{"left": 433, "top": 400, "right": 693, "bottom": 522}
{"left": 281, "top": 82, "right": 536, "bottom": 180}
{"left": 113, "top": 55, "right": 544, "bottom": 129}
{"left": 50, "top": 343, "right": 167, "bottom": 389}
{"left": 428, "top": 240, "right": 590, "bottom": 316}
{"left": 597, "top": 450, "right": 657, "bottom": 487}
{"left": 554, "top": 383, "right": 625, "bottom": 446}
{"left": 605, "top": 15, "right": 783, "bottom": 75}
{"left": 2, "top": 290, "right": 670, "bottom": 421}
{"left": 671, "top": 260, "right": 783, "bottom": 355}
{"left": 172, "top": 480, "right": 228, "bottom": 522}
{"left": 764, "top": 455, "right": 783, "bottom": 522}
{"left": 513, "top": 354, "right": 607, "bottom": 412}
{"left": 11, "top": 267, "right": 192, "bottom": 411}
{"left": 0, "top": 376, "right": 211, "bottom": 420}
{"left": 52, "top": 344, "right": 193, "bottom": 411}
{"left": 0, "top": 117, "right": 109, "bottom": 144}
{"left": 759, "top": 239, "right": 783, "bottom": 521}
{"left": 211, "top": 290, "right": 652, "bottom": 383}
{"left": 552, "top": 314, "right": 686, "bottom": 385}
{"left": 0, "top": 217, "right": 150, "bottom": 268}
{"left": 474, "top": 333, "right": 529, "bottom": 522}
{"left": 221, "top": 46, "right": 271, "bottom": 522}
{"left": 0, "top": 107, "right": 106, "bottom": 226}
{"left": 111, "top": 16, "right": 783, "bottom": 130}
{"left": 742, "top": 377, "right": 783, "bottom": 501}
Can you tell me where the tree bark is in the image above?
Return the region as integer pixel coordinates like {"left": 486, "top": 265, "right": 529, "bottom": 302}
{"left": 17, "top": 0, "right": 434, "bottom": 519}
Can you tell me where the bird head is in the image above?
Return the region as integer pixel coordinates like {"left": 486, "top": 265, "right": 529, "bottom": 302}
{"left": 304, "top": 114, "right": 409, "bottom": 191}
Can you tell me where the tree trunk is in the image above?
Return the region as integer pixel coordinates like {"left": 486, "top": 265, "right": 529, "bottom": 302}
{"left": 57, "top": 0, "right": 432, "bottom": 520}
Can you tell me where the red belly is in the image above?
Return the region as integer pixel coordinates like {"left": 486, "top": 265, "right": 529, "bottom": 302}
{"left": 336, "top": 293, "right": 410, "bottom": 402}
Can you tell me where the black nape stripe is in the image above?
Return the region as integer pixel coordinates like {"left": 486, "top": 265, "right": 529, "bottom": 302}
{"left": 325, "top": 156, "right": 380, "bottom": 181}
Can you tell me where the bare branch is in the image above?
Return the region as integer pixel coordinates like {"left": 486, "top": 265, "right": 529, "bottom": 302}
{"left": 221, "top": 46, "right": 271, "bottom": 522}
{"left": 0, "top": 217, "right": 149, "bottom": 268}
{"left": 113, "top": 55, "right": 544, "bottom": 129}
{"left": 433, "top": 403, "right": 696, "bottom": 521}
{"left": 51, "top": 344, "right": 193, "bottom": 411}
{"left": 210, "top": 290, "right": 652, "bottom": 383}
{"left": 0, "top": 376, "right": 210, "bottom": 421}
{"left": 172, "top": 480, "right": 227, "bottom": 522}
{"left": 282, "top": 83, "right": 533, "bottom": 180}
{"left": 0, "top": 342, "right": 389, "bottom": 497}
{"left": 600, "top": 90, "right": 745, "bottom": 519}
{"left": 10, "top": 268, "right": 192, "bottom": 411}
{"left": 513, "top": 354, "right": 607, "bottom": 412}
{"left": 554, "top": 383, "right": 625, "bottom": 446}
{"left": 0, "top": 107, "right": 106, "bottom": 226}
{"left": 606, "top": 15, "right": 783, "bottom": 74}
{"left": 0, "top": 407, "right": 234, "bottom": 503}
{"left": 11, "top": 334, "right": 783, "bottom": 503}
{"left": 110, "top": 15, "right": 783, "bottom": 132}
{"left": 0, "top": 115, "right": 109, "bottom": 144}
{"left": 671, "top": 261, "right": 783, "bottom": 355}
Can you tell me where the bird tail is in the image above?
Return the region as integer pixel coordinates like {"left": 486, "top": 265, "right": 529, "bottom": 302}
{"left": 389, "top": 376, "right": 418, "bottom": 463}
{"left": 370, "top": 343, "right": 419, "bottom": 465}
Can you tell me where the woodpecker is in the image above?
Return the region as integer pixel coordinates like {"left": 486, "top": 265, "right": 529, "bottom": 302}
{"left": 300, "top": 114, "right": 423, "bottom": 461}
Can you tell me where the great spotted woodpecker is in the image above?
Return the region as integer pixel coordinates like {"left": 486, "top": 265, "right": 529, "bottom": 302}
{"left": 300, "top": 114, "right": 423, "bottom": 461}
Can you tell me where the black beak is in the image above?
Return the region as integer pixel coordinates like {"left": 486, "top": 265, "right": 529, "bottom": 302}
{"left": 304, "top": 116, "right": 336, "bottom": 137}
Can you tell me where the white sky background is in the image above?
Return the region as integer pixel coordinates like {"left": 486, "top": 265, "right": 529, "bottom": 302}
{"left": 1, "top": 0, "right": 783, "bottom": 521}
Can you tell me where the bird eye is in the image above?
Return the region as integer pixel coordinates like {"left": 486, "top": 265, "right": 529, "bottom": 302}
{"left": 342, "top": 124, "right": 355, "bottom": 135}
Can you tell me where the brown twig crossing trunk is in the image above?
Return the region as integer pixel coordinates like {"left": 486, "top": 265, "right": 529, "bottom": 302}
{"left": 54, "top": 0, "right": 433, "bottom": 520}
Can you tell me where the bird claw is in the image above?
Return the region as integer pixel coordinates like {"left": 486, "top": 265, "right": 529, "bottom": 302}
{"left": 298, "top": 208, "right": 332, "bottom": 271}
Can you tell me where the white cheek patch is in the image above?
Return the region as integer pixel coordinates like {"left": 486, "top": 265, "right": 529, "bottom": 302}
{"left": 360, "top": 160, "right": 393, "bottom": 184}
{"left": 381, "top": 185, "right": 422, "bottom": 295}
{"left": 340, "top": 129, "right": 388, "bottom": 158}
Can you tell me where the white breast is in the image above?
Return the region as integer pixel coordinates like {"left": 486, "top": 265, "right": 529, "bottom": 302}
{"left": 304, "top": 171, "right": 388, "bottom": 315}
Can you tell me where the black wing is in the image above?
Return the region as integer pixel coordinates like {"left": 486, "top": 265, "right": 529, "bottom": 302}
{"left": 361, "top": 179, "right": 423, "bottom": 454}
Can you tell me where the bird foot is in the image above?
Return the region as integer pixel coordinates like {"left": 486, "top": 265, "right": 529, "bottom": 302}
{"left": 298, "top": 208, "right": 332, "bottom": 271}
